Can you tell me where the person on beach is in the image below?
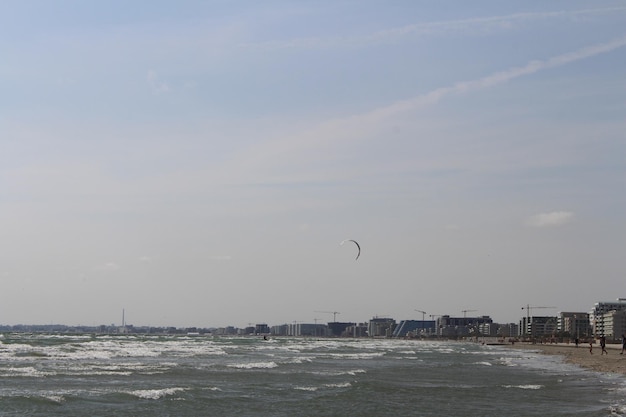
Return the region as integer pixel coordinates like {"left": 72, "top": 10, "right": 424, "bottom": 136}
{"left": 589, "top": 340, "right": 593, "bottom": 354}
{"left": 600, "top": 336, "right": 608, "bottom": 355}
{"left": 621, "top": 334, "right": 626, "bottom": 354}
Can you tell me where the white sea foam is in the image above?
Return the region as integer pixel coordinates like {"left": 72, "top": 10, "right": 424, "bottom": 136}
{"left": 129, "top": 387, "right": 186, "bottom": 400}
{"left": 494, "top": 348, "right": 585, "bottom": 375}
{"left": 228, "top": 361, "right": 278, "bottom": 369}
{"left": 327, "top": 352, "right": 385, "bottom": 359}
{"left": 324, "top": 382, "right": 352, "bottom": 388}
{"left": 347, "top": 369, "right": 366, "bottom": 375}
{"left": 294, "top": 381, "right": 352, "bottom": 391}
{"left": 608, "top": 404, "right": 626, "bottom": 415}
{"left": 503, "top": 384, "right": 543, "bottom": 390}
{"left": 41, "top": 394, "right": 66, "bottom": 403}
{"left": 294, "top": 386, "right": 318, "bottom": 391}
{"left": 1, "top": 366, "right": 48, "bottom": 378}
{"left": 285, "top": 357, "right": 313, "bottom": 364}
{"left": 475, "top": 361, "right": 492, "bottom": 366}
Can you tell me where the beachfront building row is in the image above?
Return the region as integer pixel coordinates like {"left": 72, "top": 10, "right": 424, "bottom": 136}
{"left": 218, "top": 300, "right": 626, "bottom": 339}
{"left": 269, "top": 323, "right": 330, "bottom": 337}
{"left": 369, "top": 299, "right": 626, "bottom": 340}
{"left": 591, "top": 300, "right": 626, "bottom": 341}
{"left": 390, "top": 316, "right": 519, "bottom": 339}
{"left": 269, "top": 316, "right": 503, "bottom": 338}
{"left": 518, "top": 300, "right": 626, "bottom": 342}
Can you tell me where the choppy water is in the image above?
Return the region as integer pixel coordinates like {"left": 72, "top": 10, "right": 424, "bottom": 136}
{"left": 0, "top": 334, "right": 625, "bottom": 416}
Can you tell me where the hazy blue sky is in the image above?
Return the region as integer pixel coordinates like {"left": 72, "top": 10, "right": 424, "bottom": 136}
{"left": 1, "top": 1, "right": 625, "bottom": 328}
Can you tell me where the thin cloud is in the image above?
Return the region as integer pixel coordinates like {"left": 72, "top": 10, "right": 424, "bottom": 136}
{"left": 243, "top": 7, "right": 626, "bottom": 50}
{"left": 147, "top": 70, "right": 170, "bottom": 94}
{"left": 526, "top": 211, "right": 575, "bottom": 228}
{"left": 94, "top": 262, "right": 121, "bottom": 272}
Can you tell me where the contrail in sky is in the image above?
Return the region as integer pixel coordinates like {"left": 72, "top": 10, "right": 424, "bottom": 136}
{"left": 229, "top": 36, "right": 626, "bottom": 182}
{"left": 369, "top": 36, "right": 626, "bottom": 119}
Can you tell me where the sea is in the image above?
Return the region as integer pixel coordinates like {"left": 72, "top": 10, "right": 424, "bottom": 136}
{"left": 0, "top": 334, "right": 625, "bottom": 417}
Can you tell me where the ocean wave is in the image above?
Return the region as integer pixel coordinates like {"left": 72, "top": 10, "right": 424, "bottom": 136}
{"left": 38, "top": 361, "right": 172, "bottom": 377}
{"left": 129, "top": 387, "right": 186, "bottom": 400}
{"left": 227, "top": 361, "right": 278, "bottom": 369}
{"left": 503, "top": 384, "right": 543, "bottom": 390}
{"left": 284, "top": 357, "right": 313, "bottom": 364}
{"left": 0, "top": 366, "right": 49, "bottom": 378}
{"left": 41, "top": 394, "right": 66, "bottom": 404}
{"left": 294, "top": 381, "right": 352, "bottom": 392}
{"left": 294, "top": 386, "right": 318, "bottom": 391}
{"left": 0, "top": 339, "right": 228, "bottom": 361}
{"left": 327, "top": 352, "right": 385, "bottom": 359}
{"left": 608, "top": 404, "right": 626, "bottom": 415}
{"left": 346, "top": 369, "right": 366, "bottom": 376}
{"left": 495, "top": 349, "right": 585, "bottom": 375}
{"left": 325, "top": 382, "right": 352, "bottom": 388}
{"left": 311, "top": 368, "right": 366, "bottom": 376}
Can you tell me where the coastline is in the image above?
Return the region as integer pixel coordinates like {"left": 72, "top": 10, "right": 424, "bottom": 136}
{"left": 506, "top": 341, "right": 626, "bottom": 375}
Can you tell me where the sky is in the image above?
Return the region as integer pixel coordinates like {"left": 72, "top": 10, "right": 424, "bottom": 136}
{"left": 1, "top": 1, "right": 625, "bottom": 328}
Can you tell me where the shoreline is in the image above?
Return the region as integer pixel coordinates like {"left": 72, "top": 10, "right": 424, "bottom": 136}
{"left": 505, "top": 342, "right": 626, "bottom": 375}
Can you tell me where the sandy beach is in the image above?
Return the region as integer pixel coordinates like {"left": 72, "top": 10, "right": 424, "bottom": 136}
{"left": 507, "top": 341, "right": 626, "bottom": 375}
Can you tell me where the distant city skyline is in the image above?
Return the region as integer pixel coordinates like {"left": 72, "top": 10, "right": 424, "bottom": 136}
{"left": 1, "top": 1, "right": 625, "bottom": 328}
{"left": 0, "top": 300, "right": 603, "bottom": 330}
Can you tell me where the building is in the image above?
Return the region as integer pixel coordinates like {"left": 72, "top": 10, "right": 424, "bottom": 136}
{"left": 436, "top": 315, "right": 493, "bottom": 337}
{"left": 495, "top": 323, "right": 519, "bottom": 338}
{"left": 392, "top": 320, "right": 436, "bottom": 338}
{"left": 368, "top": 317, "right": 396, "bottom": 337}
{"left": 597, "top": 310, "right": 626, "bottom": 342}
{"left": 344, "top": 323, "right": 368, "bottom": 337}
{"left": 214, "top": 326, "right": 237, "bottom": 335}
{"left": 288, "top": 323, "right": 328, "bottom": 337}
{"left": 255, "top": 324, "right": 270, "bottom": 335}
{"left": 520, "top": 316, "right": 557, "bottom": 339}
{"left": 477, "top": 322, "right": 498, "bottom": 337}
{"left": 270, "top": 324, "right": 288, "bottom": 336}
{"left": 591, "top": 300, "right": 626, "bottom": 337}
{"left": 327, "top": 322, "right": 355, "bottom": 337}
{"left": 557, "top": 312, "right": 591, "bottom": 339}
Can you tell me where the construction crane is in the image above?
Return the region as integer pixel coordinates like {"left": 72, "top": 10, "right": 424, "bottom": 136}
{"left": 414, "top": 310, "right": 427, "bottom": 336}
{"left": 315, "top": 311, "right": 341, "bottom": 322}
{"left": 461, "top": 309, "right": 477, "bottom": 318}
{"left": 521, "top": 305, "right": 557, "bottom": 338}
{"left": 521, "top": 305, "right": 556, "bottom": 320}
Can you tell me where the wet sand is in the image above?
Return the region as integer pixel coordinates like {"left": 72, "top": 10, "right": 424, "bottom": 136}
{"left": 507, "top": 342, "right": 626, "bottom": 375}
